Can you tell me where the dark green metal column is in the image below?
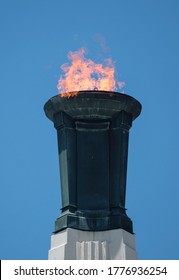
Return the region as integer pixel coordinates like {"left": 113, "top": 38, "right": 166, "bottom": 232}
{"left": 54, "top": 112, "right": 77, "bottom": 214}
{"left": 110, "top": 111, "right": 132, "bottom": 211}
{"left": 76, "top": 121, "right": 110, "bottom": 212}
{"left": 109, "top": 111, "right": 133, "bottom": 232}
{"left": 44, "top": 91, "right": 142, "bottom": 234}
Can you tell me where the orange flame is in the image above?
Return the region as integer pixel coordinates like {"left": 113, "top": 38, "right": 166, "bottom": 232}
{"left": 57, "top": 48, "right": 125, "bottom": 96}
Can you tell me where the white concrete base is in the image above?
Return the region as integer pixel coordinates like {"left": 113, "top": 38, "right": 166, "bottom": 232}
{"left": 48, "top": 228, "right": 138, "bottom": 260}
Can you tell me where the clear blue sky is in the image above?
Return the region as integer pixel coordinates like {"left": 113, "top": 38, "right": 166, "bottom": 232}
{"left": 0, "top": 0, "right": 179, "bottom": 260}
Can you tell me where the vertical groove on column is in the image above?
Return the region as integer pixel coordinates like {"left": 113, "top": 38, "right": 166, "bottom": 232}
{"left": 101, "top": 241, "right": 110, "bottom": 259}
{"left": 76, "top": 241, "right": 109, "bottom": 260}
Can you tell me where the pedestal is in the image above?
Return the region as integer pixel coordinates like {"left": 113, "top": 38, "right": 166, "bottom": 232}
{"left": 48, "top": 228, "right": 138, "bottom": 260}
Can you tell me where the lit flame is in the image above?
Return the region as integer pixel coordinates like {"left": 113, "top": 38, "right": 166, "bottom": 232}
{"left": 57, "top": 48, "right": 125, "bottom": 96}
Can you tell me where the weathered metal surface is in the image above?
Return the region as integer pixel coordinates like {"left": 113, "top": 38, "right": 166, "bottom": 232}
{"left": 44, "top": 91, "right": 142, "bottom": 234}
{"left": 44, "top": 91, "right": 141, "bottom": 121}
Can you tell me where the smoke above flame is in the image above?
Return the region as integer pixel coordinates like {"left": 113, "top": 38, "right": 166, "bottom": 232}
{"left": 57, "top": 48, "right": 125, "bottom": 95}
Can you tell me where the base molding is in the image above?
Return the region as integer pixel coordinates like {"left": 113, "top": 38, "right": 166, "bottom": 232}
{"left": 54, "top": 212, "right": 133, "bottom": 233}
{"left": 48, "top": 228, "right": 138, "bottom": 260}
